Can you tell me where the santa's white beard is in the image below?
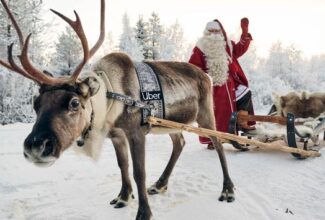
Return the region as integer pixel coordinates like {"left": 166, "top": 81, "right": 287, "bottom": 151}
{"left": 198, "top": 34, "right": 230, "bottom": 86}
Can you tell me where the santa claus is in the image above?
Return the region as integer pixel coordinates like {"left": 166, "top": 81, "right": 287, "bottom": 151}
{"left": 189, "top": 18, "right": 255, "bottom": 149}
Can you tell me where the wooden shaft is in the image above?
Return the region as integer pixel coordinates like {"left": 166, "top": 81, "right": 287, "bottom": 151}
{"left": 237, "top": 111, "right": 287, "bottom": 125}
{"left": 148, "top": 117, "right": 321, "bottom": 158}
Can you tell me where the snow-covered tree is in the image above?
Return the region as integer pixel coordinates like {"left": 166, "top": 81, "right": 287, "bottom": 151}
{"left": 305, "top": 54, "right": 325, "bottom": 92}
{"left": 0, "top": 0, "right": 45, "bottom": 124}
{"left": 100, "top": 31, "right": 116, "bottom": 56}
{"left": 0, "top": 0, "right": 45, "bottom": 65}
{"left": 147, "top": 12, "right": 163, "bottom": 60}
{"left": 51, "top": 26, "right": 83, "bottom": 75}
{"left": 284, "top": 44, "right": 305, "bottom": 89}
{"left": 263, "top": 42, "right": 305, "bottom": 90}
{"left": 0, "top": 71, "right": 37, "bottom": 125}
{"left": 119, "top": 13, "right": 190, "bottom": 62}
{"left": 118, "top": 13, "right": 143, "bottom": 61}
{"left": 159, "top": 21, "right": 187, "bottom": 61}
{"left": 250, "top": 59, "right": 293, "bottom": 114}
{"left": 134, "top": 16, "right": 149, "bottom": 59}
{"left": 264, "top": 42, "right": 290, "bottom": 79}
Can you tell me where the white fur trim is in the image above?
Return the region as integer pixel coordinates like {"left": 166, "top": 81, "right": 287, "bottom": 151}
{"left": 205, "top": 21, "right": 221, "bottom": 31}
{"left": 236, "top": 85, "right": 250, "bottom": 101}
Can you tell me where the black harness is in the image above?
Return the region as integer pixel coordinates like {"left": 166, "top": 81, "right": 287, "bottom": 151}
{"left": 134, "top": 62, "right": 165, "bottom": 125}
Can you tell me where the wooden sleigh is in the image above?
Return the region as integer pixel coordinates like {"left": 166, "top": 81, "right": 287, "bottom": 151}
{"left": 227, "top": 111, "right": 324, "bottom": 159}
{"left": 147, "top": 113, "right": 322, "bottom": 159}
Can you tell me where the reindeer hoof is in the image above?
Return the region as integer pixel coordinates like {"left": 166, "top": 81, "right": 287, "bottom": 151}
{"left": 147, "top": 184, "right": 168, "bottom": 195}
{"left": 114, "top": 201, "right": 127, "bottom": 208}
{"left": 218, "top": 190, "right": 235, "bottom": 203}
{"left": 110, "top": 194, "right": 134, "bottom": 208}
{"left": 110, "top": 198, "right": 119, "bottom": 205}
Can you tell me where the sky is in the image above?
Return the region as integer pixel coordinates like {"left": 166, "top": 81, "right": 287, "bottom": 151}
{"left": 43, "top": 0, "right": 325, "bottom": 58}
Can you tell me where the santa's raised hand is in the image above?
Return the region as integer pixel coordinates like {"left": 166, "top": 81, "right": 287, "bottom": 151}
{"left": 240, "top": 17, "right": 252, "bottom": 40}
{"left": 241, "top": 17, "right": 249, "bottom": 35}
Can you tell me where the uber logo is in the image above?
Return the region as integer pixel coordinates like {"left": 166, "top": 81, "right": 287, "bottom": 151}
{"left": 141, "top": 91, "right": 162, "bottom": 101}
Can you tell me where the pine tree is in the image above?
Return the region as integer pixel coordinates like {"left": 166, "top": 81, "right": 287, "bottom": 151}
{"left": 134, "top": 16, "right": 149, "bottom": 59}
{"left": 147, "top": 12, "right": 163, "bottom": 60}
{"left": 51, "top": 26, "right": 83, "bottom": 75}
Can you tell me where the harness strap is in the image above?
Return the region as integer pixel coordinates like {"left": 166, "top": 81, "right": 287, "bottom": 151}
{"left": 97, "top": 70, "right": 153, "bottom": 111}
{"left": 106, "top": 91, "right": 153, "bottom": 110}
{"left": 134, "top": 62, "right": 165, "bottom": 124}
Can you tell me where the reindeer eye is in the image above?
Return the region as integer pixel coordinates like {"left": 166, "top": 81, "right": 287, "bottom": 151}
{"left": 69, "top": 98, "right": 80, "bottom": 111}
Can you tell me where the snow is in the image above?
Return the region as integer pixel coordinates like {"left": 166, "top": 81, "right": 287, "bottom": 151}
{"left": 1, "top": 123, "right": 325, "bottom": 220}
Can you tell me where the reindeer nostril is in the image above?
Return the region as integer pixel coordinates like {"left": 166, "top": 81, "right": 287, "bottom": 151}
{"left": 42, "top": 140, "right": 54, "bottom": 157}
{"left": 33, "top": 136, "right": 43, "bottom": 147}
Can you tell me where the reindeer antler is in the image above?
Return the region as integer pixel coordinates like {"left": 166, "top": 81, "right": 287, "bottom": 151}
{"left": 0, "top": 0, "right": 105, "bottom": 85}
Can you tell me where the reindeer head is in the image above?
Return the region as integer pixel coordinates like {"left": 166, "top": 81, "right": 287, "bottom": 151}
{"left": 0, "top": 0, "right": 105, "bottom": 166}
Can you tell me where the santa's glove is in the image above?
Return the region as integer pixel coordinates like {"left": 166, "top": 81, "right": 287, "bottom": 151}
{"left": 241, "top": 17, "right": 252, "bottom": 40}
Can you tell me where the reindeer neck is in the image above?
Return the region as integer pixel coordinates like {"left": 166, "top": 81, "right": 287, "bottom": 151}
{"left": 75, "top": 71, "right": 114, "bottom": 153}
{"left": 90, "top": 70, "right": 124, "bottom": 131}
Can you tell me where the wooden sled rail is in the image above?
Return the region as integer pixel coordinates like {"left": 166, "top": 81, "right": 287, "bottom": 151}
{"left": 237, "top": 110, "right": 287, "bottom": 126}
{"left": 147, "top": 117, "right": 321, "bottom": 158}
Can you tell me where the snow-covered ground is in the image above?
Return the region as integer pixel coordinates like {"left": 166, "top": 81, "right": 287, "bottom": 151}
{"left": 1, "top": 123, "right": 325, "bottom": 220}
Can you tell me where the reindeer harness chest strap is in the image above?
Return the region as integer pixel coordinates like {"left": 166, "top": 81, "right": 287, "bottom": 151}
{"left": 96, "top": 70, "right": 154, "bottom": 112}
{"left": 106, "top": 92, "right": 153, "bottom": 110}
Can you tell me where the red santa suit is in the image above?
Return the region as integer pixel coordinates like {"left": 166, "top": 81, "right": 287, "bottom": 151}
{"left": 189, "top": 19, "right": 254, "bottom": 144}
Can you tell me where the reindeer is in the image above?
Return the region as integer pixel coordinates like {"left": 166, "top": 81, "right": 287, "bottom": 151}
{"left": 0, "top": 0, "right": 234, "bottom": 219}
{"left": 271, "top": 91, "right": 325, "bottom": 118}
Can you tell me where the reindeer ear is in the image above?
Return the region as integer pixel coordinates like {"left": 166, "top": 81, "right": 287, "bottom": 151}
{"left": 77, "top": 76, "right": 100, "bottom": 98}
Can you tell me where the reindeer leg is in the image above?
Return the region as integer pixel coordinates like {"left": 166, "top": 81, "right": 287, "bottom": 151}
{"left": 127, "top": 132, "right": 152, "bottom": 220}
{"left": 210, "top": 137, "right": 235, "bottom": 202}
{"left": 109, "top": 128, "right": 134, "bottom": 208}
{"left": 197, "top": 96, "right": 235, "bottom": 203}
{"left": 148, "top": 132, "right": 185, "bottom": 195}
